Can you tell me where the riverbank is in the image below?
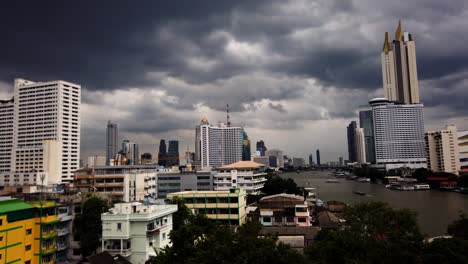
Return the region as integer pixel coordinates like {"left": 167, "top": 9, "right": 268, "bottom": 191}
{"left": 280, "top": 170, "right": 468, "bottom": 236}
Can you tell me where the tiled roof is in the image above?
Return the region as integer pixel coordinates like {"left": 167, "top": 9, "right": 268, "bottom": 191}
{"left": 218, "top": 161, "right": 265, "bottom": 169}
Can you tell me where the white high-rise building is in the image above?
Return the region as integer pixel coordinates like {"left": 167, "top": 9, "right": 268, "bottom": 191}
{"left": 458, "top": 130, "right": 468, "bottom": 170}
{"left": 356, "top": 127, "right": 367, "bottom": 165}
{"left": 213, "top": 161, "right": 267, "bottom": 195}
{"left": 425, "top": 125, "right": 460, "bottom": 175}
{"left": 381, "top": 21, "right": 420, "bottom": 104}
{"left": 370, "top": 98, "right": 426, "bottom": 170}
{"left": 0, "top": 98, "right": 14, "bottom": 174}
{"left": 0, "top": 78, "right": 81, "bottom": 185}
{"left": 195, "top": 119, "right": 243, "bottom": 170}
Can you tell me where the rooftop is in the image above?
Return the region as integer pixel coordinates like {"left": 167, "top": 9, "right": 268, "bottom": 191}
{"left": 219, "top": 161, "right": 265, "bottom": 169}
{"left": 0, "top": 198, "right": 34, "bottom": 214}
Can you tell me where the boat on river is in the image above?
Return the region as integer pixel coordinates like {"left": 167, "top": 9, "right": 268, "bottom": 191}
{"left": 414, "top": 184, "right": 430, "bottom": 190}
{"left": 385, "top": 184, "right": 415, "bottom": 191}
{"left": 353, "top": 191, "right": 366, "bottom": 196}
{"left": 326, "top": 179, "right": 340, "bottom": 183}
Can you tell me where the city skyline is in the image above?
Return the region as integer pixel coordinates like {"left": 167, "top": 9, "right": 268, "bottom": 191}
{"left": 1, "top": 2, "right": 468, "bottom": 162}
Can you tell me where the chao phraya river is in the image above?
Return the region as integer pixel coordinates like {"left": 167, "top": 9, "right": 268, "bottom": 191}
{"left": 281, "top": 170, "right": 468, "bottom": 237}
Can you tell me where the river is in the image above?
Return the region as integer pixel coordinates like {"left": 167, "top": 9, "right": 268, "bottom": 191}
{"left": 280, "top": 170, "right": 468, "bottom": 237}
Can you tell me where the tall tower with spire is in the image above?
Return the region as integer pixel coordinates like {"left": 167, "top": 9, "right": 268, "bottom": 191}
{"left": 381, "top": 20, "right": 420, "bottom": 104}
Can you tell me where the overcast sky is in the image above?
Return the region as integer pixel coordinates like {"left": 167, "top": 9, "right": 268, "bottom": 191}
{"left": 1, "top": 0, "right": 467, "bottom": 162}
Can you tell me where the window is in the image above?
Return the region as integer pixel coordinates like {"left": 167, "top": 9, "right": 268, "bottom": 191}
{"left": 263, "top": 217, "right": 271, "bottom": 223}
{"left": 26, "top": 228, "right": 32, "bottom": 235}
{"left": 0, "top": 219, "right": 2, "bottom": 225}
{"left": 162, "top": 233, "right": 166, "bottom": 240}
{"left": 117, "top": 223, "right": 122, "bottom": 230}
{"left": 298, "top": 217, "right": 306, "bottom": 223}
{"left": 25, "top": 260, "right": 31, "bottom": 264}
{"left": 25, "top": 244, "right": 32, "bottom": 251}
{"left": 0, "top": 236, "right": 2, "bottom": 241}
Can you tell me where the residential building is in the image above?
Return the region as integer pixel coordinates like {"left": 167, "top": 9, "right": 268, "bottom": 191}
{"left": 265, "top": 149, "right": 284, "bottom": 168}
{"left": 101, "top": 202, "right": 177, "bottom": 264}
{"left": 347, "top": 121, "right": 358, "bottom": 162}
{"left": 166, "top": 140, "right": 179, "bottom": 167}
{"left": 0, "top": 78, "right": 81, "bottom": 184}
{"left": 381, "top": 21, "right": 420, "bottom": 104}
{"left": 248, "top": 194, "right": 311, "bottom": 227}
{"left": 140, "top": 153, "right": 152, "bottom": 164}
{"left": 196, "top": 119, "right": 243, "bottom": 170}
{"left": 106, "top": 121, "right": 118, "bottom": 166}
{"left": 316, "top": 149, "right": 321, "bottom": 165}
{"left": 213, "top": 161, "right": 267, "bottom": 195}
{"left": 121, "top": 140, "right": 139, "bottom": 165}
{"left": 458, "top": 131, "right": 468, "bottom": 170}
{"left": 292, "top": 158, "right": 306, "bottom": 168}
{"left": 359, "top": 109, "right": 376, "bottom": 163}
{"left": 74, "top": 165, "right": 157, "bottom": 202}
{"left": 425, "top": 125, "right": 460, "bottom": 175}
{"left": 88, "top": 155, "right": 106, "bottom": 167}
{"left": 370, "top": 98, "right": 426, "bottom": 170}
{"left": 256, "top": 140, "right": 267, "bottom": 156}
{"left": 242, "top": 131, "right": 251, "bottom": 161}
{"left": 167, "top": 188, "right": 247, "bottom": 225}
{"left": 156, "top": 171, "right": 212, "bottom": 198}
{"left": 356, "top": 128, "right": 366, "bottom": 165}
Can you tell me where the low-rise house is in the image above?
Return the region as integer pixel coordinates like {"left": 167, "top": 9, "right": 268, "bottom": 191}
{"left": 101, "top": 202, "right": 177, "bottom": 264}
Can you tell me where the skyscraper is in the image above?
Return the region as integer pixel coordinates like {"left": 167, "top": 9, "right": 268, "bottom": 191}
{"left": 356, "top": 128, "right": 366, "bottom": 165}
{"left": 106, "top": 120, "right": 118, "bottom": 165}
{"left": 0, "top": 78, "right": 81, "bottom": 185}
{"left": 316, "top": 149, "right": 321, "bottom": 165}
{"left": 425, "top": 125, "right": 460, "bottom": 175}
{"left": 256, "top": 140, "right": 267, "bottom": 156}
{"left": 370, "top": 98, "right": 426, "bottom": 170}
{"left": 158, "top": 139, "right": 167, "bottom": 167}
{"left": 309, "top": 154, "right": 314, "bottom": 166}
{"left": 121, "top": 140, "right": 139, "bottom": 165}
{"left": 242, "top": 131, "right": 251, "bottom": 161}
{"left": 347, "top": 121, "right": 358, "bottom": 162}
{"left": 167, "top": 140, "right": 180, "bottom": 166}
{"left": 458, "top": 131, "right": 468, "bottom": 170}
{"left": 359, "top": 110, "right": 376, "bottom": 164}
{"left": 196, "top": 119, "right": 243, "bottom": 169}
{"left": 381, "top": 21, "right": 420, "bottom": 104}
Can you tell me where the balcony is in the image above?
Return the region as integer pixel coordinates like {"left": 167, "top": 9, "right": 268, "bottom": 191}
{"left": 106, "top": 248, "right": 132, "bottom": 257}
{"left": 42, "top": 230, "right": 58, "bottom": 239}
{"left": 38, "top": 215, "right": 59, "bottom": 225}
{"left": 57, "top": 228, "right": 70, "bottom": 236}
{"left": 57, "top": 243, "right": 68, "bottom": 251}
{"left": 42, "top": 245, "right": 57, "bottom": 254}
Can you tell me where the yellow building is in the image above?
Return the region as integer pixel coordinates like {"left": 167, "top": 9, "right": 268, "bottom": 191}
{"left": 0, "top": 198, "right": 58, "bottom": 264}
{"left": 168, "top": 188, "right": 247, "bottom": 225}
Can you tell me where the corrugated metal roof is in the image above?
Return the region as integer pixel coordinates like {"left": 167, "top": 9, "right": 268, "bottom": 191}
{"left": 0, "top": 198, "right": 34, "bottom": 214}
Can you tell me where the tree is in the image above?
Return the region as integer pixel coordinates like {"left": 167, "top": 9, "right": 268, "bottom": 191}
{"left": 447, "top": 213, "right": 468, "bottom": 240}
{"left": 421, "top": 238, "right": 468, "bottom": 264}
{"left": 305, "top": 202, "right": 424, "bottom": 264}
{"left": 261, "top": 173, "right": 302, "bottom": 196}
{"left": 73, "top": 196, "right": 109, "bottom": 257}
{"left": 413, "top": 168, "right": 431, "bottom": 183}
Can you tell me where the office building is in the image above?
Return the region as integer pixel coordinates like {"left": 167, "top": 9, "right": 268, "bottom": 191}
{"left": 347, "top": 121, "right": 358, "bottom": 162}
{"left": 425, "top": 125, "right": 460, "bottom": 175}
{"left": 101, "top": 202, "right": 177, "bottom": 263}
{"left": 458, "top": 131, "right": 468, "bottom": 170}
{"left": 256, "top": 140, "right": 267, "bottom": 156}
{"left": 242, "top": 131, "right": 251, "bottom": 161}
{"left": 140, "top": 153, "right": 153, "bottom": 164}
{"left": 359, "top": 109, "right": 376, "bottom": 164}
{"left": 371, "top": 98, "right": 426, "bottom": 170}
{"left": 167, "top": 188, "right": 247, "bottom": 225}
{"left": 265, "top": 149, "right": 284, "bottom": 168}
{"left": 0, "top": 78, "right": 81, "bottom": 185}
{"left": 88, "top": 155, "right": 106, "bottom": 167}
{"left": 316, "top": 149, "right": 321, "bottom": 165}
{"left": 74, "top": 165, "right": 157, "bottom": 202}
{"left": 196, "top": 119, "right": 243, "bottom": 169}
{"left": 166, "top": 140, "right": 180, "bottom": 167}
{"left": 356, "top": 128, "right": 366, "bottom": 165}
{"left": 106, "top": 121, "right": 118, "bottom": 166}
{"left": 213, "top": 161, "right": 267, "bottom": 195}
{"left": 156, "top": 171, "right": 212, "bottom": 198}
{"left": 308, "top": 154, "right": 314, "bottom": 166}
{"left": 121, "top": 140, "right": 139, "bottom": 165}
{"left": 158, "top": 139, "right": 167, "bottom": 167}
{"left": 381, "top": 21, "right": 420, "bottom": 104}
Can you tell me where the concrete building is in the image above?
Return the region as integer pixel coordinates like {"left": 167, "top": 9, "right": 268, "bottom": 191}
{"left": 156, "top": 171, "right": 212, "bottom": 198}
{"left": 253, "top": 156, "right": 269, "bottom": 167}
{"left": 381, "top": 21, "right": 419, "bottom": 104}
{"left": 347, "top": 121, "right": 358, "bottom": 162}
{"left": 292, "top": 158, "right": 306, "bottom": 168}
{"left": 359, "top": 109, "right": 376, "bottom": 164}
{"left": 248, "top": 194, "right": 311, "bottom": 227}
{"left": 356, "top": 128, "right": 367, "bottom": 165}
{"left": 256, "top": 140, "right": 267, "bottom": 156}
{"left": 88, "top": 155, "right": 106, "bottom": 167}
{"left": 167, "top": 188, "right": 247, "bottom": 225}
{"left": 106, "top": 121, "right": 118, "bottom": 166}
{"left": 458, "top": 130, "right": 468, "bottom": 170}
{"left": 101, "top": 202, "right": 177, "bottom": 264}
{"left": 265, "top": 149, "right": 284, "bottom": 168}
{"left": 121, "top": 140, "right": 139, "bottom": 165}
{"left": 371, "top": 98, "right": 426, "bottom": 170}
{"left": 166, "top": 140, "right": 180, "bottom": 167}
{"left": 0, "top": 78, "right": 81, "bottom": 185}
{"left": 74, "top": 166, "right": 157, "bottom": 202}
{"left": 425, "top": 125, "right": 460, "bottom": 175}
{"left": 316, "top": 149, "right": 321, "bottom": 165}
{"left": 140, "top": 153, "right": 152, "bottom": 165}
{"left": 196, "top": 119, "right": 243, "bottom": 170}
{"left": 213, "top": 161, "right": 267, "bottom": 195}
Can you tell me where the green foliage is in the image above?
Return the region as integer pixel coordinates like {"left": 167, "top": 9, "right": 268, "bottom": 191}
{"left": 422, "top": 238, "right": 468, "bottom": 264}
{"left": 413, "top": 168, "right": 431, "bottom": 183}
{"left": 458, "top": 174, "right": 468, "bottom": 188}
{"left": 73, "top": 196, "right": 109, "bottom": 257}
{"left": 262, "top": 173, "right": 302, "bottom": 196}
{"left": 447, "top": 213, "right": 468, "bottom": 240}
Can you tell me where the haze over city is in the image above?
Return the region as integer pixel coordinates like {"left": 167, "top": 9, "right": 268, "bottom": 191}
{"left": 1, "top": 0, "right": 468, "bottom": 161}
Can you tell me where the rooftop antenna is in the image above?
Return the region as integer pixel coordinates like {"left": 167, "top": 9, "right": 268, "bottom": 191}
{"left": 226, "top": 104, "right": 231, "bottom": 127}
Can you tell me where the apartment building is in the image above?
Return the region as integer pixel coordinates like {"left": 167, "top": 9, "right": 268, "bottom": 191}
{"left": 101, "top": 202, "right": 177, "bottom": 264}
{"left": 213, "top": 161, "right": 267, "bottom": 195}
{"left": 167, "top": 188, "right": 247, "bottom": 225}
{"left": 425, "top": 125, "right": 460, "bottom": 175}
